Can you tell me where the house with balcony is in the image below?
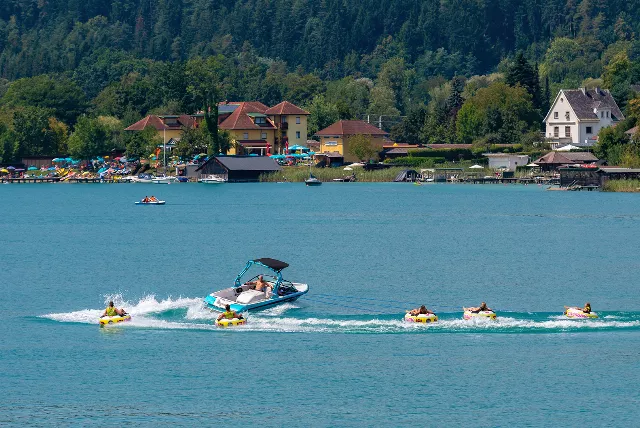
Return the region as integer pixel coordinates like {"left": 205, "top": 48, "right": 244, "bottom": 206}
{"left": 217, "top": 101, "right": 277, "bottom": 155}
{"left": 264, "top": 101, "right": 310, "bottom": 152}
{"left": 315, "top": 120, "right": 389, "bottom": 163}
{"left": 544, "top": 88, "right": 624, "bottom": 148}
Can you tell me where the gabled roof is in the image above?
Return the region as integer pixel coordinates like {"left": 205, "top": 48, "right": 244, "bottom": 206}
{"left": 315, "top": 120, "right": 388, "bottom": 137}
{"left": 125, "top": 115, "right": 198, "bottom": 131}
{"left": 534, "top": 151, "right": 598, "bottom": 164}
{"left": 219, "top": 102, "right": 277, "bottom": 130}
{"left": 547, "top": 89, "right": 625, "bottom": 122}
{"left": 196, "top": 156, "right": 282, "bottom": 172}
{"left": 125, "top": 115, "right": 169, "bottom": 131}
{"left": 265, "top": 101, "right": 310, "bottom": 116}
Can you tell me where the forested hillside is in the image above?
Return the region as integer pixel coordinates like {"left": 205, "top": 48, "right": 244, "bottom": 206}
{"left": 2, "top": 0, "right": 640, "bottom": 165}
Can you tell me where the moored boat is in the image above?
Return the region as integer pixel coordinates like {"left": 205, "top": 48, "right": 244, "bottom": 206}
{"left": 204, "top": 258, "right": 309, "bottom": 312}
{"left": 199, "top": 175, "right": 226, "bottom": 184}
{"left": 305, "top": 173, "right": 322, "bottom": 186}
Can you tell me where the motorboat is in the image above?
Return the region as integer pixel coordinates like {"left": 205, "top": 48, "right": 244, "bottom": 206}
{"left": 199, "top": 175, "right": 226, "bottom": 184}
{"left": 152, "top": 175, "right": 177, "bottom": 184}
{"left": 305, "top": 173, "right": 322, "bottom": 186}
{"left": 134, "top": 173, "right": 154, "bottom": 183}
{"left": 204, "top": 258, "right": 309, "bottom": 312}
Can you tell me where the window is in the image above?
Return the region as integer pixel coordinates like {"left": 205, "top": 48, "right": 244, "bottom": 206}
{"left": 325, "top": 141, "right": 338, "bottom": 146}
{"left": 554, "top": 127, "right": 559, "bottom": 137}
{"left": 565, "top": 112, "right": 570, "bottom": 120}
{"left": 586, "top": 127, "right": 592, "bottom": 134}
{"left": 554, "top": 112, "right": 559, "bottom": 119}
{"left": 296, "top": 131, "right": 300, "bottom": 139}
{"left": 565, "top": 126, "right": 571, "bottom": 137}
{"left": 607, "top": 111, "right": 610, "bottom": 118}
{"left": 296, "top": 116, "right": 301, "bottom": 124}
{"left": 255, "top": 117, "right": 266, "bottom": 124}
{"left": 281, "top": 117, "right": 287, "bottom": 123}
{"left": 601, "top": 112, "right": 604, "bottom": 118}
{"left": 243, "top": 132, "right": 248, "bottom": 139}
{"left": 261, "top": 132, "right": 267, "bottom": 139}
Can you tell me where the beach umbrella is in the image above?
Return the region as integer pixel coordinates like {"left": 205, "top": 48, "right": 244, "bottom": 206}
{"left": 249, "top": 153, "right": 259, "bottom": 156}
{"left": 0, "top": 169, "right": 8, "bottom": 173}
{"left": 469, "top": 164, "right": 484, "bottom": 169}
{"left": 343, "top": 166, "right": 353, "bottom": 171}
{"left": 526, "top": 163, "right": 539, "bottom": 167}
{"left": 28, "top": 166, "right": 38, "bottom": 171}
{"left": 47, "top": 167, "right": 56, "bottom": 171}
{"left": 64, "top": 157, "right": 73, "bottom": 162}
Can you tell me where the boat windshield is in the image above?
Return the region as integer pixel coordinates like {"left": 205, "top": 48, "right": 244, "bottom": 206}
{"left": 234, "top": 259, "right": 286, "bottom": 288}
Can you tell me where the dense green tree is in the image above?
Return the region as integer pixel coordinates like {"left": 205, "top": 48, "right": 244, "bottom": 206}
{"left": 174, "top": 126, "right": 208, "bottom": 158}
{"left": 506, "top": 53, "right": 543, "bottom": 110}
{"left": 12, "top": 107, "right": 59, "bottom": 158}
{"left": 2, "top": 75, "right": 87, "bottom": 124}
{"left": 67, "top": 115, "right": 110, "bottom": 159}
{"left": 456, "top": 82, "right": 539, "bottom": 145}
{"left": 348, "top": 134, "right": 378, "bottom": 162}
{"left": 124, "top": 128, "right": 160, "bottom": 160}
{"left": 306, "top": 95, "right": 340, "bottom": 137}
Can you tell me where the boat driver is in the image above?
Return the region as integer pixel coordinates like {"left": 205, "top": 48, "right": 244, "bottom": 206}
{"left": 217, "top": 304, "right": 243, "bottom": 321}
{"left": 249, "top": 275, "right": 273, "bottom": 294}
{"left": 102, "top": 301, "right": 127, "bottom": 317}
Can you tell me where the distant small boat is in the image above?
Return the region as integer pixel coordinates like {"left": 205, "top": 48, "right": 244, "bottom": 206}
{"left": 135, "top": 200, "right": 166, "bottom": 205}
{"left": 152, "top": 175, "right": 177, "bottom": 184}
{"left": 305, "top": 173, "right": 322, "bottom": 186}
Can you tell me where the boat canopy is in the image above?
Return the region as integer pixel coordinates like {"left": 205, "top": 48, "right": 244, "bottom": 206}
{"left": 234, "top": 258, "right": 289, "bottom": 287}
{"left": 252, "top": 258, "right": 289, "bottom": 272}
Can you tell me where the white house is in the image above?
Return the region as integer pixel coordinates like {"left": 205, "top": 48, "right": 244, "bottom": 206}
{"left": 484, "top": 154, "right": 529, "bottom": 171}
{"left": 544, "top": 88, "right": 624, "bottom": 148}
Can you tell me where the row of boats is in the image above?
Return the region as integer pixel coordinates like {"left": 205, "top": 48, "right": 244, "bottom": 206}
{"left": 98, "top": 257, "right": 599, "bottom": 328}
{"left": 121, "top": 173, "right": 226, "bottom": 184}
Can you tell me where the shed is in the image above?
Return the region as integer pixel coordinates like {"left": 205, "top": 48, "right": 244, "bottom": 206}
{"left": 394, "top": 169, "right": 420, "bottom": 182}
{"left": 196, "top": 156, "right": 281, "bottom": 182}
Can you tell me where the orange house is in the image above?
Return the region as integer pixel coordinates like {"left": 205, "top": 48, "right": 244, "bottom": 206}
{"left": 315, "top": 120, "right": 389, "bottom": 162}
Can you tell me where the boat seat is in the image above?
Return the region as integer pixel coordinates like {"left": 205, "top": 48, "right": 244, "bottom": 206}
{"left": 236, "top": 289, "right": 265, "bottom": 304}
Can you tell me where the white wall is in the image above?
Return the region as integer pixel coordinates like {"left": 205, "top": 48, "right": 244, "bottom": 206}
{"left": 487, "top": 155, "right": 529, "bottom": 171}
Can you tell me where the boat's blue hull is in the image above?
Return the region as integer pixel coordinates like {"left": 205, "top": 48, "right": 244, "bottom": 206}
{"left": 204, "top": 289, "right": 308, "bottom": 313}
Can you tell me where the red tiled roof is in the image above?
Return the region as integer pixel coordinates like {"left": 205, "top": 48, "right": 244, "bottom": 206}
{"left": 125, "top": 115, "right": 169, "bottom": 131}
{"left": 265, "top": 101, "right": 310, "bottom": 115}
{"left": 315, "top": 120, "right": 388, "bottom": 137}
{"left": 219, "top": 102, "right": 276, "bottom": 130}
{"left": 534, "top": 151, "right": 598, "bottom": 164}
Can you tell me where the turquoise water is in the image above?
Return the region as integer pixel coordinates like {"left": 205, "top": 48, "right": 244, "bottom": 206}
{"left": 2, "top": 183, "right": 640, "bottom": 425}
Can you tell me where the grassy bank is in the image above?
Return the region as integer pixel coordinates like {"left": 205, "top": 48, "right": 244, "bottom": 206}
{"left": 601, "top": 179, "right": 640, "bottom": 192}
{"left": 260, "top": 166, "right": 411, "bottom": 182}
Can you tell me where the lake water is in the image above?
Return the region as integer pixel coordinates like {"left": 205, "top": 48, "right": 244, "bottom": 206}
{"left": 1, "top": 182, "right": 639, "bottom": 425}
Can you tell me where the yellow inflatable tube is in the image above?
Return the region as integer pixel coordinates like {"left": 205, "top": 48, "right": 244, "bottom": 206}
{"left": 463, "top": 310, "right": 496, "bottom": 320}
{"left": 99, "top": 314, "right": 131, "bottom": 325}
{"left": 564, "top": 308, "right": 598, "bottom": 319}
{"left": 404, "top": 313, "right": 438, "bottom": 323}
{"left": 216, "top": 318, "right": 246, "bottom": 327}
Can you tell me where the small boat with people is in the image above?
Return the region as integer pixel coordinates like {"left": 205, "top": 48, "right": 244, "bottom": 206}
{"left": 135, "top": 196, "right": 165, "bottom": 205}
{"left": 463, "top": 302, "right": 497, "bottom": 320}
{"left": 204, "top": 258, "right": 309, "bottom": 312}
{"left": 564, "top": 303, "right": 597, "bottom": 319}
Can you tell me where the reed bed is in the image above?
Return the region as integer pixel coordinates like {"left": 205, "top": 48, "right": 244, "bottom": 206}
{"left": 601, "top": 179, "right": 640, "bottom": 192}
{"left": 260, "top": 166, "right": 410, "bottom": 182}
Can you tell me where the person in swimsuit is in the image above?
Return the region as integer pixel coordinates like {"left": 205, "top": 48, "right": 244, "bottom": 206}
{"left": 409, "top": 305, "right": 434, "bottom": 316}
{"left": 102, "top": 301, "right": 127, "bottom": 317}
{"left": 464, "top": 302, "right": 491, "bottom": 313}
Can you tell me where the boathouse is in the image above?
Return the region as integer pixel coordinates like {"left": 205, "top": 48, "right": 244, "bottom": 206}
{"left": 195, "top": 156, "right": 281, "bottom": 182}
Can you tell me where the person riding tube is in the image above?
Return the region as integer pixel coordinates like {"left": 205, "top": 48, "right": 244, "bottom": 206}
{"left": 217, "top": 304, "right": 243, "bottom": 321}
{"left": 464, "top": 302, "right": 492, "bottom": 313}
{"left": 102, "top": 301, "right": 126, "bottom": 317}
{"left": 409, "top": 305, "right": 434, "bottom": 316}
